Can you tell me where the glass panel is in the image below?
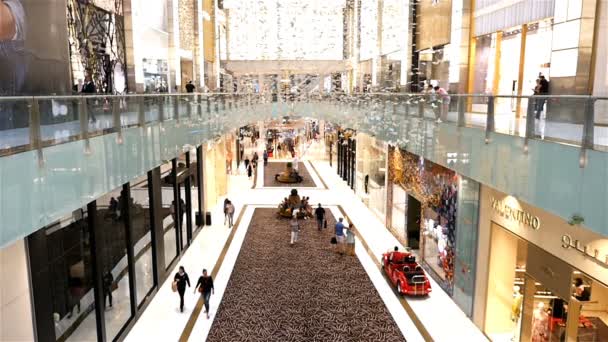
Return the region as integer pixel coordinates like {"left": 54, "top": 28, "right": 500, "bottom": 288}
{"left": 38, "top": 207, "right": 97, "bottom": 341}
{"left": 0, "top": 98, "right": 31, "bottom": 153}
{"left": 87, "top": 97, "right": 116, "bottom": 136}
{"left": 38, "top": 98, "right": 81, "bottom": 146}
{"left": 129, "top": 174, "right": 155, "bottom": 307}
{"left": 161, "top": 160, "right": 178, "bottom": 268}
{"left": 187, "top": 148, "right": 200, "bottom": 234}
{"left": 97, "top": 185, "right": 133, "bottom": 340}
{"left": 120, "top": 96, "right": 140, "bottom": 128}
{"left": 453, "top": 177, "right": 480, "bottom": 317}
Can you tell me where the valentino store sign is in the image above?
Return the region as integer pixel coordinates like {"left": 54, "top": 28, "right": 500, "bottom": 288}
{"left": 490, "top": 197, "right": 541, "bottom": 230}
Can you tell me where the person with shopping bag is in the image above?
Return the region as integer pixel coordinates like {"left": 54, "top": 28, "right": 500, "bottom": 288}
{"left": 173, "top": 266, "right": 190, "bottom": 312}
{"left": 194, "top": 269, "right": 215, "bottom": 319}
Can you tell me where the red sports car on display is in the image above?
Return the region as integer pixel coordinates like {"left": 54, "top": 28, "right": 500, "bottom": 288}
{"left": 382, "top": 251, "right": 432, "bottom": 296}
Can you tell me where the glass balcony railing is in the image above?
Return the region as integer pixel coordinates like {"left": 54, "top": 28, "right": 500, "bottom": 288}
{"left": 0, "top": 91, "right": 606, "bottom": 246}
{"left": 1, "top": 92, "right": 606, "bottom": 160}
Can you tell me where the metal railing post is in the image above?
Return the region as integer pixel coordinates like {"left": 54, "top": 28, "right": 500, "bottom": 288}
{"left": 523, "top": 97, "right": 535, "bottom": 153}
{"left": 112, "top": 97, "right": 123, "bottom": 144}
{"left": 197, "top": 94, "right": 202, "bottom": 119}
{"left": 173, "top": 95, "right": 180, "bottom": 123}
{"left": 457, "top": 96, "right": 466, "bottom": 127}
{"left": 158, "top": 96, "right": 165, "bottom": 123}
{"left": 186, "top": 94, "right": 192, "bottom": 119}
{"left": 579, "top": 97, "right": 595, "bottom": 168}
{"left": 137, "top": 96, "right": 145, "bottom": 127}
{"left": 485, "top": 95, "right": 495, "bottom": 143}
{"left": 29, "top": 98, "right": 44, "bottom": 166}
{"left": 405, "top": 97, "right": 410, "bottom": 117}
{"left": 418, "top": 95, "right": 424, "bottom": 117}
{"left": 79, "top": 98, "right": 91, "bottom": 153}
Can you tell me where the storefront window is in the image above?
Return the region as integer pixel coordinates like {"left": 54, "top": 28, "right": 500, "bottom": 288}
{"left": 421, "top": 171, "right": 458, "bottom": 295}
{"left": 36, "top": 207, "right": 98, "bottom": 341}
{"left": 129, "top": 174, "right": 155, "bottom": 307}
{"left": 485, "top": 223, "right": 528, "bottom": 341}
{"left": 390, "top": 183, "right": 407, "bottom": 244}
{"left": 356, "top": 133, "right": 387, "bottom": 219}
{"left": 97, "top": 185, "right": 134, "bottom": 340}
{"left": 387, "top": 147, "right": 459, "bottom": 295}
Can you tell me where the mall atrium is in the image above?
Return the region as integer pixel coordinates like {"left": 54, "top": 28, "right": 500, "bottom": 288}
{"left": 0, "top": 0, "right": 607, "bottom": 341}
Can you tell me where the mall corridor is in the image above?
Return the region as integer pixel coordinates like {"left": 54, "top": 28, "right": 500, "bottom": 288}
{"left": 2, "top": 1, "right": 608, "bottom": 341}
{"left": 122, "top": 141, "right": 485, "bottom": 342}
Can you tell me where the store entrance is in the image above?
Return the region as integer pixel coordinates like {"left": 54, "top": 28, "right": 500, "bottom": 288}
{"left": 406, "top": 195, "right": 421, "bottom": 249}
{"left": 484, "top": 222, "right": 608, "bottom": 342}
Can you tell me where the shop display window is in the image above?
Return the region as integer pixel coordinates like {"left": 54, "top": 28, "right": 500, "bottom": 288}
{"left": 97, "top": 186, "right": 134, "bottom": 340}
{"left": 485, "top": 223, "right": 608, "bottom": 341}
{"left": 356, "top": 134, "right": 387, "bottom": 219}
{"left": 387, "top": 147, "right": 460, "bottom": 295}
{"left": 129, "top": 174, "right": 155, "bottom": 307}
{"left": 35, "top": 207, "right": 98, "bottom": 341}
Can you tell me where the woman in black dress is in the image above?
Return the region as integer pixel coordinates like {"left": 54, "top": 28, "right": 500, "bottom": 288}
{"left": 174, "top": 266, "right": 190, "bottom": 312}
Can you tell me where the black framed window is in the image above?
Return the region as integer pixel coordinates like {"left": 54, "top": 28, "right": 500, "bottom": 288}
{"left": 160, "top": 160, "right": 178, "bottom": 269}
{"left": 96, "top": 185, "right": 134, "bottom": 340}
{"left": 128, "top": 174, "right": 155, "bottom": 307}
{"left": 28, "top": 206, "right": 99, "bottom": 342}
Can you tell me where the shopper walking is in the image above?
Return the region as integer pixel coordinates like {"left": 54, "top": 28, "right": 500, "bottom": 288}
{"left": 103, "top": 271, "right": 114, "bottom": 309}
{"left": 263, "top": 150, "right": 268, "bottom": 166}
{"left": 244, "top": 156, "right": 250, "bottom": 170}
{"left": 315, "top": 203, "right": 326, "bottom": 231}
{"left": 173, "top": 266, "right": 190, "bottom": 313}
{"left": 223, "top": 198, "right": 230, "bottom": 225}
{"left": 194, "top": 269, "right": 215, "bottom": 319}
{"left": 290, "top": 216, "right": 300, "bottom": 246}
{"left": 252, "top": 151, "right": 259, "bottom": 168}
{"left": 345, "top": 225, "right": 356, "bottom": 256}
{"left": 335, "top": 218, "right": 346, "bottom": 255}
{"left": 247, "top": 163, "right": 253, "bottom": 180}
{"left": 185, "top": 80, "right": 195, "bottom": 93}
{"left": 226, "top": 200, "right": 235, "bottom": 228}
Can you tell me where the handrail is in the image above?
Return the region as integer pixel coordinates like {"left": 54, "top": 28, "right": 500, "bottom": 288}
{"left": 0, "top": 92, "right": 605, "bottom": 168}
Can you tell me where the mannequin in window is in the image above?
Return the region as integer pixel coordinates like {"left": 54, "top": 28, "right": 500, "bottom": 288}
{"left": 511, "top": 286, "right": 523, "bottom": 342}
{"left": 531, "top": 302, "right": 549, "bottom": 342}
{"left": 511, "top": 286, "right": 523, "bottom": 322}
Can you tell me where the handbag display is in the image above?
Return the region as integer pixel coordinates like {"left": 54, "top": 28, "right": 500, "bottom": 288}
{"left": 330, "top": 236, "right": 337, "bottom": 244}
{"left": 171, "top": 281, "right": 178, "bottom": 292}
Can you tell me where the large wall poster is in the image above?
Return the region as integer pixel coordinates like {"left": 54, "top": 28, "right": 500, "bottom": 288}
{"left": 0, "top": 0, "right": 71, "bottom": 96}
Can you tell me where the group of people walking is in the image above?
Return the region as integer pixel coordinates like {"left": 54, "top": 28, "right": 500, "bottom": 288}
{"left": 289, "top": 202, "right": 355, "bottom": 255}
{"left": 173, "top": 266, "right": 215, "bottom": 318}
{"left": 243, "top": 152, "right": 259, "bottom": 179}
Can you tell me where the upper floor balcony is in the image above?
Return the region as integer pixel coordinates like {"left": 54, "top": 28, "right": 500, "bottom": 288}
{"left": 0, "top": 92, "right": 606, "bottom": 247}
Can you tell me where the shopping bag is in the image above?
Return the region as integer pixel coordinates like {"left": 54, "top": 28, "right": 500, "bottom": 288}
{"left": 330, "top": 237, "right": 337, "bottom": 245}
{"left": 111, "top": 282, "right": 118, "bottom": 291}
{"left": 171, "top": 281, "right": 178, "bottom": 292}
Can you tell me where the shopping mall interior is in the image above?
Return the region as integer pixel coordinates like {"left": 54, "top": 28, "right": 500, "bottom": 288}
{"left": 1, "top": 1, "right": 608, "bottom": 342}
